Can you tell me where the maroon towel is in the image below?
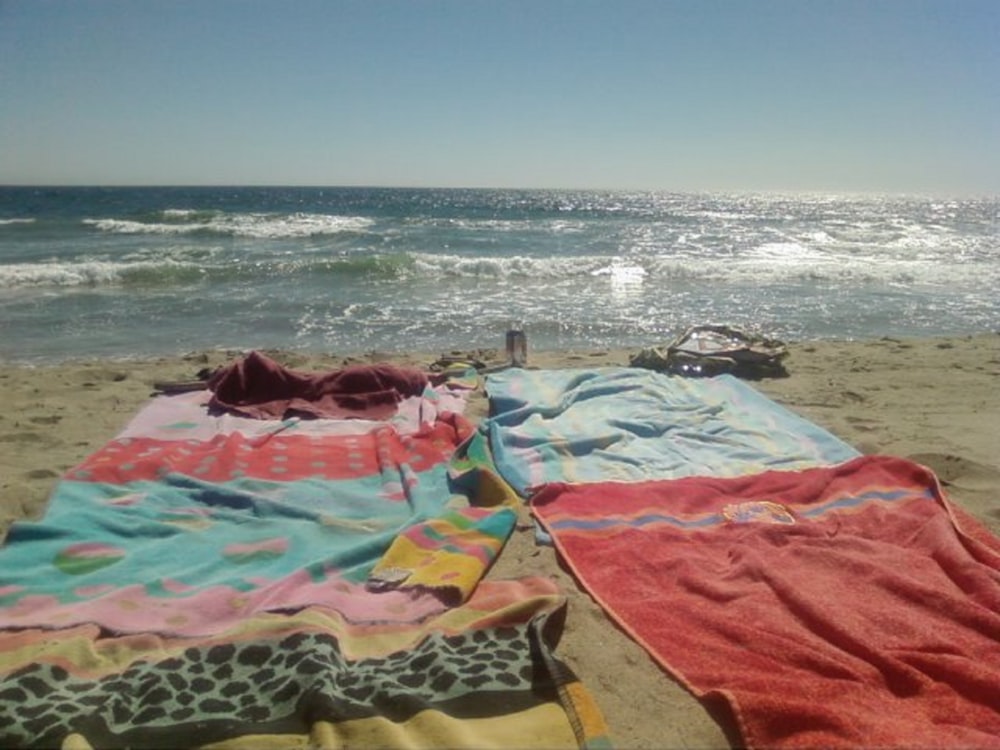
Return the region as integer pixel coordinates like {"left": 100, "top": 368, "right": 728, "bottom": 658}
{"left": 207, "top": 351, "right": 429, "bottom": 419}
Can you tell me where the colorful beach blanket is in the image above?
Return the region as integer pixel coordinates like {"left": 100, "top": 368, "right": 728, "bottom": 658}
{"left": 0, "top": 359, "right": 609, "bottom": 747}
{"left": 0, "top": 402, "right": 499, "bottom": 634}
{"left": 484, "top": 368, "right": 859, "bottom": 496}
{"left": 532, "top": 456, "right": 1000, "bottom": 748}
{"left": 0, "top": 578, "right": 608, "bottom": 749}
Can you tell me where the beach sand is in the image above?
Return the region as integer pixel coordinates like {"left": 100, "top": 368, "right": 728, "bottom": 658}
{"left": 2, "top": 334, "right": 998, "bottom": 748}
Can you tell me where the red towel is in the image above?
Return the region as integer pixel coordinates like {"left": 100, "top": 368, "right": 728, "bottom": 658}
{"left": 532, "top": 456, "right": 1000, "bottom": 748}
{"left": 208, "top": 351, "right": 429, "bottom": 419}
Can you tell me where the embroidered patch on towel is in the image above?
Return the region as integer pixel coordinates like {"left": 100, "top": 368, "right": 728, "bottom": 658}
{"left": 722, "top": 501, "right": 796, "bottom": 525}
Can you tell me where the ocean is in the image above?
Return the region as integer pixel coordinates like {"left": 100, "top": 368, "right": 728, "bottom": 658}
{"left": 1, "top": 186, "right": 997, "bottom": 364}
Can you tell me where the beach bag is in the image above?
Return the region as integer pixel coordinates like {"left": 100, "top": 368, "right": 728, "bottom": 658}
{"left": 630, "top": 324, "right": 788, "bottom": 379}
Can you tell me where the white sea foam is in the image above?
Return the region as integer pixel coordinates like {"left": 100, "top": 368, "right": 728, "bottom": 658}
{"left": 84, "top": 219, "right": 166, "bottom": 234}
{"left": 0, "top": 218, "right": 36, "bottom": 225}
{"left": 410, "top": 253, "right": 601, "bottom": 279}
{"left": 83, "top": 213, "right": 374, "bottom": 238}
{"left": 7, "top": 242, "right": 976, "bottom": 293}
{"left": 0, "top": 259, "right": 195, "bottom": 287}
{"left": 591, "top": 263, "right": 648, "bottom": 282}
{"left": 400, "top": 247, "right": 996, "bottom": 289}
{"left": 746, "top": 242, "right": 829, "bottom": 263}
{"left": 0, "top": 261, "right": 126, "bottom": 287}
{"left": 227, "top": 213, "right": 375, "bottom": 239}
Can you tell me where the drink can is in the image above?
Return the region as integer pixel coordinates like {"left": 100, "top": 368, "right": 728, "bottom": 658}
{"left": 505, "top": 329, "right": 528, "bottom": 367}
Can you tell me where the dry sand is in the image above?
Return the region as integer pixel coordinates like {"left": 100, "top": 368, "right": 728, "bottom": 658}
{"left": 2, "top": 334, "right": 998, "bottom": 748}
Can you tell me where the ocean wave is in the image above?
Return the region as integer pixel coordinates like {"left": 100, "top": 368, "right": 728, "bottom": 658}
{"left": 160, "top": 209, "right": 210, "bottom": 220}
{"left": 0, "top": 218, "right": 37, "bottom": 226}
{"left": 304, "top": 254, "right": 417, "bottom": 278}
{"left": 82, "top": 212, "right": 375, "bottom": 239}
{"left": 0, "top": 260, "right": 152, "bottom": 287}
{"left": 2, "top": 245, "right": 993, "bottom": 292}
{"left": 0, "top": 252, "right": 417, "bottom": 289}
{"left": 402, "top": 251, "right": 929, "bottom": 285}
{"left": 0, "top": 251, "right": 589, "bottom": 289}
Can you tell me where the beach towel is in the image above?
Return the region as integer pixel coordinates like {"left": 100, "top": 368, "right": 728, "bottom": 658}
{"left": 0, "top": 578, "right": 609, "bottom": 749}
{"left": 207, "top": 351, "right": 431, "bottom": 419}
{"left": 484, "top": 368, "right": 859, "bottom": 497}
{"left": 0, "top": 363, "right": 610, "bottom": 747}
{"left": 0, "top": 404, "right": 498, "bottom": 635}
{"left": 532, "top": 455, "right": 1000, "bottom": 748}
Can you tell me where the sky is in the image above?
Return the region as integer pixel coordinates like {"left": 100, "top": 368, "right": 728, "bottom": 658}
{"left": 1, "top": 0, "right": 998, "bottom": 194}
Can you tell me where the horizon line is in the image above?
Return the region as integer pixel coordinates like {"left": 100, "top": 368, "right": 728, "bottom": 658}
{"left": 2, "top": 183, "right": 996, "bottom": 200}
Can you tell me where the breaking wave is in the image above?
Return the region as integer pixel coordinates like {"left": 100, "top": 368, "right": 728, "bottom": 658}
{"left": 2, "top": 245, "right": 994, "bottom": 290}
{"left": 83, "top": 211, "right": 375, "bottom": 239}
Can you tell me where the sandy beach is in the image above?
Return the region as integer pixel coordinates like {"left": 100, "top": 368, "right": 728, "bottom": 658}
{"left": 2, "top": 334, "right": 998, "bottom": 748}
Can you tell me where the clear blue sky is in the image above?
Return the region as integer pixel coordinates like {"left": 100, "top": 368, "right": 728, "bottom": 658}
{"left": 2, "top": 0, "right": 998, "bottom": 193}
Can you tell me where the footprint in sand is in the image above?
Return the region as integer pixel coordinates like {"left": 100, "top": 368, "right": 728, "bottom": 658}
{"left": 845, "top": 415, "right": 881, "bottom": 433}
{"left": 0, "top": 432, "right": 43, "bottom": 444}
{"left": 24, "top": 468, "right": 59, "bottom": 480}
{"left": 29, "top": 415, "right": 63, "bottom": 426}
{"left": 907, "top": 452, "right": 1000, "bottom": 490}
{"left": 911, "top": 453, "right": 1000, "bottom": 535}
